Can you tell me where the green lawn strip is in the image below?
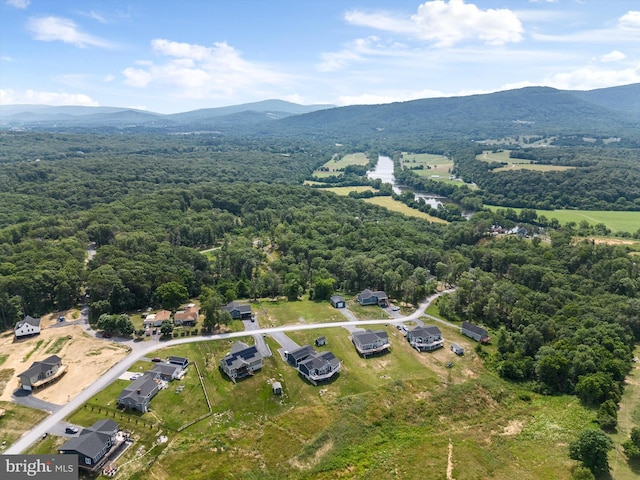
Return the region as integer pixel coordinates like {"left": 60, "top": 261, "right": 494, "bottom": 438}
{"left": 363, "top": 196, "right": 448, "bottom": 223}
{"left": 608, "top": 345, "right": 640, "bottom": 480}
{"left": 257, "top": 298, "right": 346, "bottom": 327}
{"left": 485, "top": 205, "right": 640, "bottom": 233}
{"left": 0, "top": 402, "right": 48, "bottom": 449}
{"left": 25, "top": 434, "right": 66, "bottom": 455}
{"left": 0, "top": 354, "right": 8, "bottom": 367}
{"left": 22, "top": 339, "right": 44, "bottom": 362}
{"left": 493, "top": 164, "right": 575, "bottom": 173}
{"left": 44, "top": 335, "right": 71, "bottom": 354}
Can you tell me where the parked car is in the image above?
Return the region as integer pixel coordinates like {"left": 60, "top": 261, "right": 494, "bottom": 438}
{"left": 65, "top": 426, "right": 79, "bottom": 434}
{"left": 151, "top": 357, "right": 163, "bottom": 362}
{"left": 58, "top": 316, "right": 65, "bottom": 322}
{"left": 102, "top": 332, "right": 112, "bottom": 338}
{"left": 391, "top": 306, "right": 400, "bottom": 311}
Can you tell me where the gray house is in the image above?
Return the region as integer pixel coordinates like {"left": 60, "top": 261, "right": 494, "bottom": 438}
{"left": 59, "top": 419, "right": 118, "bottom": 470}
{"left": 150, "top": 363, "right": 183, "bottom": 381}
{"left": 356, "top": 289, "right": 388, "bottom": 307}
{"left": 117, "top": 372, "right": 160, "bottom": 412}
{"left": 461, "top": 321, "right": 490, "bottom": 343}
{"left": 168, "top": 356, "right": 189, "bottom": 368}
{"left": 407, "top": 326, "right": 444, "bottom": 351}
{"left": 351, "top": 329, "right": 391, "bottom": 357}
{"left": 14, "top": 315, "right": 41, "bottom": 338}
{"left": 330, "top": 295, "right": 346, "bottom": 309}
{"left": 286, "top": 345, "right": 340, "bottom": 385}
{"left": 17, "top": 354, "right": 65, "bottom": 391}
{"left": 219, "top": 341, "right": 263, "bottom": 381}
{"left": 222, "top": 301, "right": 252, "bottom": 320}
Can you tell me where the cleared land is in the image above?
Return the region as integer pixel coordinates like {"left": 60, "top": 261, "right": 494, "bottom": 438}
{"left": 323, "top": 186, "right": 375, "bottom": 196}
{"left": 312, "top": 152, "right": 370, "bottom": 178}
{"left": 0, "top": 325, "right": 129, "bottom": 404}
{"left": 402, "top": 153, "right": 455, "bottom": 179}
{"left": 257, "top": 298, "right": 349, "bottom": 327}
{"left": 364, "top": 196, "right": 448, "bottom": 223}
{"left": 477, "top": 150, "right": 575, "bottom": 173}
{"left": 0, "top": 401, "right": 48, "bottom": 449}
{"left": 486, "top": 205, "right": 640, "bottom": 234}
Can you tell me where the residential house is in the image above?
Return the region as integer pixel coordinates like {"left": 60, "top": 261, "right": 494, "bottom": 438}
{"left": 297, "top": 351, "right": 341, "bottom": 386}
{"left": 222, "top": 301, "right": 252, "bottom": 320}
{"left": 356, "top": 289, "right": 389, "bottom": 307}
{"left": 14, "top": 315, "right": 41, "bottom": 338}
{"left": 285, "top": 345, "right": 316, "bottom": 367}
{"left": 168, "top": 356, "right": 189, "bottom": 368}
{"left": 174, "top": 304, "right": 199, "bottom": 326}
{"left": 407, "top": 326, "right": 444, "bottom": 352}
{"left": 461, "top": 321, "right": 490, "bottom": 343}
{"left": 59, "top": 419, "right": 119, "bottom": 470}
{"left": 451, "top": 343, "right": 464, "bottom": 356}
{"left": 150, "top": 363, "right": 183, "bottom": 381}
{"left": 219, "top": 341, "right": 263, "bottom": 381}
{"left": 17, "top": 354, "right": 65, "bottom": 391}
{"left": 117, "top": 372, "right": 160, "bottom": 412}
{"left": 330, "top": 295, "right": 346, "bottom": 309}
{"left": 351, "top": 329, "right": 391, "bottom": 357}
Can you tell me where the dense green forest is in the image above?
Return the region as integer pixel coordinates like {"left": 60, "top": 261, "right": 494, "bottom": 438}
{"left": 1, "top": 126, "right": 639, "bottom": 476}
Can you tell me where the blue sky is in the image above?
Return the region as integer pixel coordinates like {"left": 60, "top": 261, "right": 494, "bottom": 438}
{"left": 1, "top": 0, "right": 639, "bottom": 113}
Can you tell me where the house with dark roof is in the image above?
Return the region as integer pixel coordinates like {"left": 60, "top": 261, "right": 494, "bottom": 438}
{"left": 222, "top": 301, "right": 252, "bottom": 320}
{"left": 461, "top": 321, "right": 490, "bottom": 343}
{"left": 330, "top": 295, "right": 345, "bottom": 309}
{"left": 351, "top": 329, "right": 391, "bottom": 357}
{"left": 298, "top": 351, "right": 341, "bottom": 386}
{"left": 168, "top": 356, "right": 189, "bottom": 368}
{"left": 14, "top": 315, "right": 41, "bottom": 338}
{"left": 285, "top": 345, "right": 316, "bottom": 367}
{"left": 17, "top": 354, "right": 65, "bottom": 391}
{"left": 219, "top": 341, "right": 263, "bottom": 381}
{"left": 407, "top": 326, "right": 444, "bottom": 352}
{"left": 356, "top": 289, "right": 388, "bottom": 307}
{"left": 59, "top": 419, "right": 119, "bottom": 470}
{"left": 150, "top": 363, "right": 183, "bottom": 381}
{"left": 117, "top": 372, "right": 160, "bottom": 412}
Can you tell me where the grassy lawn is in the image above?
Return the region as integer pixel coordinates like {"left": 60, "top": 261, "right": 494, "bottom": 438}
{"left": 364, "top": 196, "right": 448, "bottom": 223}
{"left": 402, "top": 152, "right": 455, "bottom": 178}
{"left": 486, "top": 205, "right": 640, "bottom": 234}
{"left": 0, "top": 401, "right": 48, "bottom": 450}
{"left": 345, "top": 300, "right": 391, "bottom": 320}
{"left": 256, "top": 297, "right": 346, "bottom": 327}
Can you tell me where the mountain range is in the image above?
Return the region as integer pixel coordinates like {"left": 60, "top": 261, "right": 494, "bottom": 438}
{"left": 1, "top": 84, "right": 638, "bottom": 140}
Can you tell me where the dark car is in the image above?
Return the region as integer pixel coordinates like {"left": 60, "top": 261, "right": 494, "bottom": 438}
{"left": 102, "top": 332, "right": 112, "bottom": 338}
{"left": 151, "top": 357, "right": 163, "bottom": 362}
{"left": 65, "top": 426, "right": 79, "bottom": 434}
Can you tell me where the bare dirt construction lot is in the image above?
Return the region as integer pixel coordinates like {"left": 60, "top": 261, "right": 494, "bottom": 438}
{"left": 0, "top": 325, "right": 129, "bottom": 404}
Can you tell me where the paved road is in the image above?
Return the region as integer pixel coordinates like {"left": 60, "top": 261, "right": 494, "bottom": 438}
{"left": 4, "top": 288, "right": 454, "bottom": 455}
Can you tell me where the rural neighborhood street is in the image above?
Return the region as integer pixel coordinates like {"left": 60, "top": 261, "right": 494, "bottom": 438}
{"left": 4, "top": 289, "right": 453, "bottom": 455}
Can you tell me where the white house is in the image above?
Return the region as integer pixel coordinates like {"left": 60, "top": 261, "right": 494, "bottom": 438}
{"left": 14, "top": 315, "right": 41, "bottom": 338}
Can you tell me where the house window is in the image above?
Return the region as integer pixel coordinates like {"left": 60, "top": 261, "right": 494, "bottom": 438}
{"left": 85, "top": 457, "right": 91, "bottom": 465}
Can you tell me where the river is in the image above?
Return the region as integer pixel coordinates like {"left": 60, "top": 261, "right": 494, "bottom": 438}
{"left": 367, "top": 155, "right": 446, "bottom": 209}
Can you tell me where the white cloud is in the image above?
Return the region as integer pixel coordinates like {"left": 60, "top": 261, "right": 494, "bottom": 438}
{"left": 346, "top": 0, "right": 523, "bottom": 47}
{"left": 545, "top": 64, "right": 640, "bottom": 90}
{"left": 317, "top": 36, "right": 408, "bottom": 72}
{"left": 122, "top": 39, "right": 287, "bottom": 99}
{"left": 27, "top": 16, "right": 112, "bottom": 48}
{"left": 619, "top": 11, "right": 640, "bottom": 29}
{"left": 77, "top": 10, "right": 108, "bottom": 24}
{"left": 599, "top": 50, "right": 626, "bottom": 63}
{"left": 5, "top": 0, "right": 30, "bottom": 9}
{"left": 0, "top": 88, "right": 99, "bottom": 106}
{"left": 103, "top": 74, "right": 114, "bottom": 82}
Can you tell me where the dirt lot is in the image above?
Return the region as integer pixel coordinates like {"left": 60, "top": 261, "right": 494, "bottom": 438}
{"left": 0, "top": 324, "right": 129, "bottom": 404}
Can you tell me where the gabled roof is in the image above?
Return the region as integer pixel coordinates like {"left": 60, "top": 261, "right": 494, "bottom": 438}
{"left": 462, "top": 321, "right": 488, "bottom": 337}
{"left": 155, "top": 310, "right": 172, "bottom": 321}
{"left": 168, "top": 356, "right": 188, "bottom": 365}
{"left": 150, "top": 363, "right": 182, "bottom": 377}
{"left": 357, "top": 289, "right": 387, "bottom": 300}
{"left": 221, "top": 341, "right": 262, "bottom": 370}
{"left": 330, "top": 295, "right": 345, "bottom": 302}
{"left": 287, "top": 345, "right": 315, "bottom": 361}
{"left": 299, "top": 350, "right": 340, "bottom": 371}
{"left": 222, "top": 301, "right": 251, "bottom": 313}
{"left": 15, "top": 315, "right": 41, "bottom": 329}
{"left": 352, "top": 329, "right": 388, "bottom": 345}
{"left": 118, "top": 373, "right": 158, "bottom": 403}
{"left": 60, "top": 430, "right": 111, "bottom": 459}
{"left": 18, "top": 355, "right": 62, "bottom": 379}
{"left": 410, "top": 325, "right": 441, "bottom": 337}
{"left": 89, "top": 419, "right": 118, "bottom": 435}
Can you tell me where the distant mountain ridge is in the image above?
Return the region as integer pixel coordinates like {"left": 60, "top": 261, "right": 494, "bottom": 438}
{"left": 0, "top": 84, "right": 637, "bottom": 139}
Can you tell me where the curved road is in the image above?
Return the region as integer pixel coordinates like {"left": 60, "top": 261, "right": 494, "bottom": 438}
{"left": 4, "top": 289, "right": 454, "bottom": 455}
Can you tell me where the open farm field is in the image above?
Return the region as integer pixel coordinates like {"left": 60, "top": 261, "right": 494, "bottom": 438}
{"left": 486, "top": 205, "right": 640, "bottom": 233}
{"left": 313, "top": 152, "right": 369, "bottom": 177}
{"left": 477, "top": 150, "right": 574, "bottom": 172}
{"left": 364, "top": 196, "right": 448, "bottom": 223}
{"left": 323, "top": 185, "right": 375, "bottom": 195}
{"left": 62, "top": 330, "right": 596, "bottom": 479}
{"left": 257, "top": 298, "right": 348, "bottom": 327}
{"left": 402, "top": 152, "right": 454, "bottom": 178}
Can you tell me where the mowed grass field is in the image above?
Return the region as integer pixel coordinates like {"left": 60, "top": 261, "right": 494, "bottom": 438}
{"left": 364, "top": 196, "right": 448, "bottom": 223}
{"left": 477, "top": 150, "right": 575, "bottom": 172}
{"left": 324, "top": 185, "right": 375, "bottom": 195}
{"left": 67, "top": 321, "right": 597, "bottom": 480}
{"left": 313, "top": 152, "right": 370, "bottom": 178}
{"left": 486, "top": 205, "right": 640, "bottom": 233}
{"left": 402, "top": 152, "right": 454, "bottom": 178}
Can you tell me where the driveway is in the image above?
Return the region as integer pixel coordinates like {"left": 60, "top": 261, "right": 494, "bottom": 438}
{"left": 242, "top": 318, "right": 272, "bottom": 358}
{"left": 11, "top": 389, "right": 62, "bottom": 414}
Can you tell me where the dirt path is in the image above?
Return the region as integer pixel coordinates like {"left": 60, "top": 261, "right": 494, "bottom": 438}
{"left": 447, "top": 439, "right": 454, "bottom": 480}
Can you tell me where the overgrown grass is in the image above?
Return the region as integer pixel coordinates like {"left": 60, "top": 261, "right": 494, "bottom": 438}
{"left": 0, "top": 368, "right": 14, "bottom": 397}
{"left": 22, "top": 339, "right": 44, "bottom": 362}
{"left": 257, "top": 297, "right": 346, "bottom": 327}
{"left": 0, "top": 354, "right": 7, "bottom": 367}
{"left": 45, "top": 335, "right": 71, "bottom": 354}
{"left": 0, "top": 401, "right": 48, "bottom": 449}
{"left": 363, "top": 196, "right": 448, "bottom": 223}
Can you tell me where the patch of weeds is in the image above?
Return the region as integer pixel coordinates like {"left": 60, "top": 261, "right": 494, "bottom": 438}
{"left": 45, "top": 336, "right": 71, "bottom": 354}
{"left": 0, "top": 354, "right": 8, "bottom": 367}
{"left": 22, "top": 340, "right": 44, "bottom": 362}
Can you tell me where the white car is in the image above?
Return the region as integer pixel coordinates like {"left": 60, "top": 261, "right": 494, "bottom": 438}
{"left": 391, "top": 306, "right": 400, "bottom": 311}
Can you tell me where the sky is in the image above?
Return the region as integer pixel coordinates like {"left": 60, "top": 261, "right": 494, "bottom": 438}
{"left": 0, "top": 0, "right": 639, "bottom": 114}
